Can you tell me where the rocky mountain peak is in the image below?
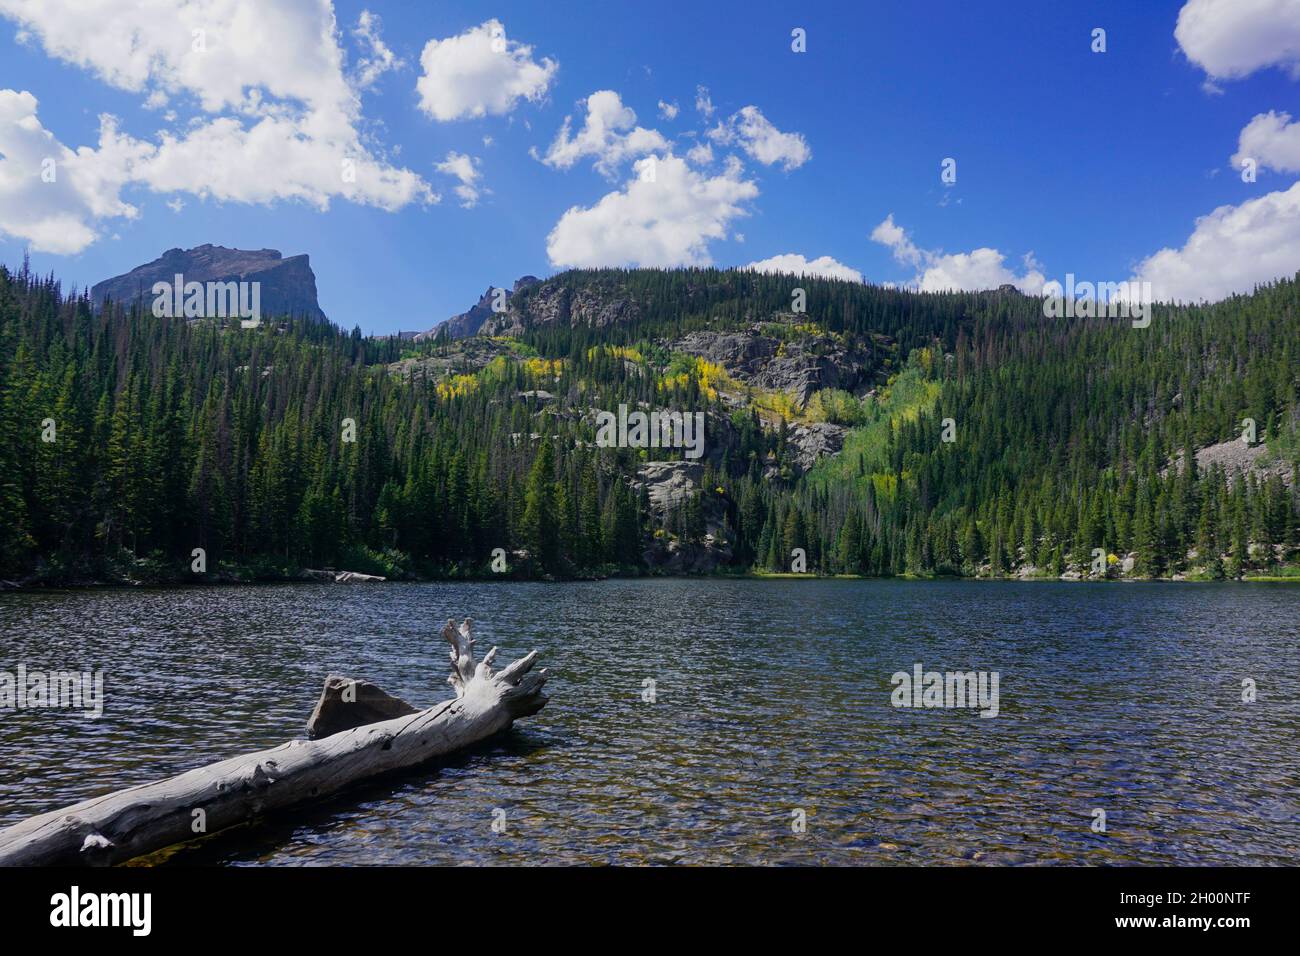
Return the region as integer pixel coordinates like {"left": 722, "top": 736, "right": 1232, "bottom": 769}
{"left": 91, "top": 245, "right": 325, "bottom": 321}
{"left": 414, "top": 275, "right": 543, "bottom": 342}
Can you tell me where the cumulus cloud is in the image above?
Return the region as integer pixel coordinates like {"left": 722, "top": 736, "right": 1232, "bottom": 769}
{"left": 1232, "top": 110, "right": 1300, "bottom": 173}
{"left": 416, "top": 18, "right": 556, "bottom": 121}
{"left": 435, "top": 151, "right": 485, "bottom": 207}
{"left": 708, "top": 106, "right": 810, "bottom": 171}
{"left": 695, "top": 85, "right": 715, "bottom": 118}
{"left": 541, "top": 90, "right": 668, "bottom": 177}
{"left": 744, "top": 253, "right": 862, "bottom": 282}
{"left": 686, "top": 141, "right": 714, "bottom": 166}
{"left": 1174, "top": 0, "right": 1300, "bottom": 80}
{"left": 0, "top": 0, "right": 434, "bottom": 248}
{"left": 916, "top": 249, "right": 1046, "bottom": 295}
{"left": 0, "top": 0, "right": 356, "bottom": 129}
{"left": 1125, "top": 182, "right": 1300, "bottom": 302}
{"left": 870, "top": 214, "right": 924, "bottom": 267}
{"left": 0, "top": 90, "right": 148, "bottom": 253}
{"left": 136, "top": 115, "right": 432, "bottom": 210}
{"left": 546, "top": 153, "right": 757, "bottom": 268}
{"left": 658, "top": 99, "right": 679, "bottom": 120}
{"left": 871, "top": 214, "right": 1047, "bottom": 293}
{"left": 352, "top": 9, "right": 404, "bottom": 90}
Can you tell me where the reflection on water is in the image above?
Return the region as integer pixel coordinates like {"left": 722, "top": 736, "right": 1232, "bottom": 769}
{"left": 1, "top": 579, "right": 1297, "bottom": 865}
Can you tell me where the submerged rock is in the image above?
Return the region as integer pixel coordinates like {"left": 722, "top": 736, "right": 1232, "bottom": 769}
{"left": 306, "top": 676, "right": 419, "bottom": 739}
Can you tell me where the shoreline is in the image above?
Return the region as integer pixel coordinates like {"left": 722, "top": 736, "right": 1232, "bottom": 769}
{"left": 4, "top": 567, "right": 1298, "bottom": 592}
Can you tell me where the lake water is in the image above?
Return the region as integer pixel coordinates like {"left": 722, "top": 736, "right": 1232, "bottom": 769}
{"left": 0, "top": 579, "right": 1296, "bottom": 865}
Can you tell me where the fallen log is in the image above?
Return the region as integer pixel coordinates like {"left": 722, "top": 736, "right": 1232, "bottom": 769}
{"left": 0, "top": 619, "right": 547, "bottom": 866}
{"left": 333, "top": 571, "right": 387, "bottom": 583}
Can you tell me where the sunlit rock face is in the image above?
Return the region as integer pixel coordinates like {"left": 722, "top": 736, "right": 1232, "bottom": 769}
{"left": 92, "top": 244, "right": 326, "bottom": 322}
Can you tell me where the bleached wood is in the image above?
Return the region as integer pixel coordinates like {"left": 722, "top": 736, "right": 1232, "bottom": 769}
{"left": 0, "top": 625, "right": 546, "bottom": 866}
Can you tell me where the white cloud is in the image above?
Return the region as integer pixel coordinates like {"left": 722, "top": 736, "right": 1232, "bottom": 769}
{"left": 352, "top": 9, "right": 404, "bottom": 90}
{"left": 658, "top": 99, "right": 679, "bottom": 120}
{"left": 416, "top": 18, "right": 556, "bottom": 121}
{"left": 135, "top": 115, "right": 433, "bottom": 210}
{"left": 0, "top": 0, "right": 356, "bottom": 130}
{"left": 686, "top": 141, "right": 714, "bottom": 166}
{"left": 435, "top": 150, "right": 485, "bottom": 207}
{"left": 0, "top": 0, "right": 434, "bottom": 239}
{"left": 1125, "top": 181, "right": 1300, "bottom": 302}
{"left": 708, "top": 106, "right": 810, "bottom": 171}
{"left": 871, "top": 214, "right": 1047, "bottom": 293}
{"left": 546, "top": 153, "right": 757, "bottom": 268}
{"left": 744, "top": 253, "right": 862, "bottom": 282}
{"left": 542, "top": 90, "right": 668, "bottom": 177}
{"left": 0, "top": 90, "right": 148, "bottom": 253}
{"left": 917, "top": 249, "right": 1046, "bottom": 295}
{"left": 695, "top": 85, "right": 714, "bottom": 118}
{"left": 1174, "top": 0, "right": 1300, "bottom": 80}
{"left": 1232, "top": 110, "right": 1300, "bottom": 173}
{"left": 869, "top": 214, "right": 923, "bottom": 267}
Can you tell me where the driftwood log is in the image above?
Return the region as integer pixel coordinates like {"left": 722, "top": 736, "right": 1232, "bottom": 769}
{"left": 0, "top": 619, "right": 546, "bottom": 866}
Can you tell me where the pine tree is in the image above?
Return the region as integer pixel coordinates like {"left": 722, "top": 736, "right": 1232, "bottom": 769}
{"left": 522, "top": 440, "right": 559, "bottom": 573}
{"left": 578, "top": 464, "right": 603, "bottom": 568}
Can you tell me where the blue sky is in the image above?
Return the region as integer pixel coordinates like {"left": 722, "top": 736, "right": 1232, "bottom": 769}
{"left": 2, "top": 0, "right": 1299, "bottom": 334}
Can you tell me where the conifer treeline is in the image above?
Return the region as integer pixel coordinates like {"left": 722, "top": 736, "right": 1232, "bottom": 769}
{"left": 0, "top": 260, "right": 1295, "bottom": 582}
{"left": 781, "top": 286, "right": 1300, "bottom": 579}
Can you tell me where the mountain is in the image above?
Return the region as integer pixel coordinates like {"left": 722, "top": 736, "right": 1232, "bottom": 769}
{"left": 406, "top": 275, "right": 540, "bottom": 341}
{"left": 90, "top": 244, "right": 326, "bottom": 321}
{"left": 1, "top": 260, "right": 1297, "bottom": 586}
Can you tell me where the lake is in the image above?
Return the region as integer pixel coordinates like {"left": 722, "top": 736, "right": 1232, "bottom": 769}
{"left": 0, "top": 579, "right": 1296, "bottom": 865}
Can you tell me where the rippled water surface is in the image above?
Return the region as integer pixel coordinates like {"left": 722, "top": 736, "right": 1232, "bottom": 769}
{"left": 1, "top": 580, "right": 1297, "bottom": 865}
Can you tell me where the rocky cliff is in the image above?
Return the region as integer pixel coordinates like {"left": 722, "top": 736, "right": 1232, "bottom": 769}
{"left": 673, "top": 326, "right": 876, "bottom": 405}
{"left": 479, "top": 278, "right": 641, "bottom": 336}
{"left": 416, "top": 275, "right": 541, "bottom": 341}
{"left": 92, "top": 244, "right": 325, "bottom": 321}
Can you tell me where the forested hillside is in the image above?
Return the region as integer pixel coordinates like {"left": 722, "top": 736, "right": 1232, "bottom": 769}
{"left": 1, "top": 259, "right": 1296, "bottom": 584}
